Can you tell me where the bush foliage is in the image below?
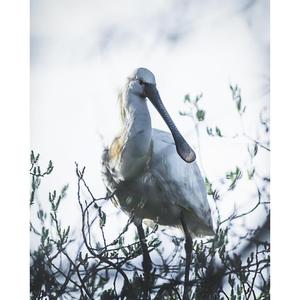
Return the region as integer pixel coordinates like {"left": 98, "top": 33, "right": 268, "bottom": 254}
{"left": 30, "top": 86, "right": 270, "bottom": 299}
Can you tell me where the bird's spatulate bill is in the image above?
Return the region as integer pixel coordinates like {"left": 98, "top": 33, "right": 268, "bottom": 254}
{"left": 144, "top": 83, "right": 196, "bottom": 163}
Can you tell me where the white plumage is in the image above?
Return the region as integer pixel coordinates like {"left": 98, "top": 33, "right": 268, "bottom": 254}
{"left": 101, "top": 67, "right": 214, "bottom": 237}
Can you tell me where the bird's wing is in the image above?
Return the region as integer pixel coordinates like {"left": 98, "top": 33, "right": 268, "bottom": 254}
{"left": 151, "top": 129, "right": 213, "bottom": 230}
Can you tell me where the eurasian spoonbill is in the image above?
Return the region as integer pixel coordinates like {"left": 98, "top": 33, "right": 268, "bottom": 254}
{"left": 101, "top": 67, "right": 214, "bottom": 298}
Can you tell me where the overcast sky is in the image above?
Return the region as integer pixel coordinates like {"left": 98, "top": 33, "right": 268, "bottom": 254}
{"left": 30, "top": 0, "right": 269, "bottom": 244}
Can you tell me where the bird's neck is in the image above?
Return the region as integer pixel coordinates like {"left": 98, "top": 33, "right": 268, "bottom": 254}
{"left": 124, "top": 91, "right": 151, "bottom": 135}
{"left": 116, "top": 91, "right": 152, "bottom": 180}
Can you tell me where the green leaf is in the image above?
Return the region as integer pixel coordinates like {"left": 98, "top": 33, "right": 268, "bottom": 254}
{"left": 236, "top": 98, "right": 241, "bottom": 112}
{"left": 184, "top": 94, "right": 191, "bottom": 103}
{"left": 60, "top": 184, "right": 69, "bottom": 199}
{"left": 226, "top": 167, "right": 243, "bottom": 190}
{"left": 215, "top": 126, "right": 222, "bottom": 137}
{"left": 212, "top": 189, "right": 220, "bottom": 201}
{"left": 196, "top": 110, "right": 205, "bottom": 121}
{"left": 195, "top": 93, "right": 203, "bottom": 102}
{"left": 37, "top": 209, "right": 44, "bottom": 221}
{"left": 248, "top": 142, "right": 259, "bottom": 158}
{"left": 47, "top": 160, "right": 54, "bottom": 174}
{"left": 247, "top": 167, "right": 255, "bottom": 179}
{"left": 205, "top": 177, "right": 213, "bottom": 195}
{"left": 206, "top": 127, "right": 214, "bottom": 136}
{"left": 30, "top": 150, "right": 35, "bottom": 165}
{"left": 253, "top": 143, "right": 258, "bottom": 156}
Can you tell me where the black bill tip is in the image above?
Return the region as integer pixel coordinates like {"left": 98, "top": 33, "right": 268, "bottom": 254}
{"left": 175, "top": 136, "right": 196, "bottom": 163}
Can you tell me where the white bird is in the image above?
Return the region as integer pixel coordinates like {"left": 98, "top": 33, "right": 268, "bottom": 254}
{"left": 101, "top": 67, "right": 214, "bottom": 298}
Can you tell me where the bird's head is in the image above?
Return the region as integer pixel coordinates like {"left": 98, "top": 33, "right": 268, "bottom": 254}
{"left": 127, "top": 67, "right": 196, "bottom": 163}
{"left": 127, "top": 67, "right": 156, "bottom": 97}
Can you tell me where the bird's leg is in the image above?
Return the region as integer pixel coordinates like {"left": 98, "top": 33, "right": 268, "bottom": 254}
{"left": 180, "top": 212, "right": 193, "bottom": 300}
{"left": 136, "top": 221, "right": 152, "bottom": 299}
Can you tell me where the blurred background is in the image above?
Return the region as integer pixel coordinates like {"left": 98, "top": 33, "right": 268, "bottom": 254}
{"left": 30, "top": 0, "right": 269, "bottom": 244}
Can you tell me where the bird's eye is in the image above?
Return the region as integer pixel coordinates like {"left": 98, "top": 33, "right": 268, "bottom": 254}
{"left": 139, "top": 80, "right": 144, "bottom": 85}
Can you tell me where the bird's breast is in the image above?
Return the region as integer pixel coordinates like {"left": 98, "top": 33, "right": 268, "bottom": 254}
{"left": 112, "top": 169, "right": 182, "bottom": 226}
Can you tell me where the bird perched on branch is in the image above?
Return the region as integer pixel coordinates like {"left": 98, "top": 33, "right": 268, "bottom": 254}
{"left": 101, "top": 67, "right": 214, "bottom": 299}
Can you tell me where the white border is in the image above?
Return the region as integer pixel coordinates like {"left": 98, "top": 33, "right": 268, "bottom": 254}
{"left": 1, "top": 0, "right": 299, "bottom": 298}
{"left": 272, "top": 1, "right": 300, "bottom": 299}
{"left": 0, "top": 0, "right": 29, "bottom": 298}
